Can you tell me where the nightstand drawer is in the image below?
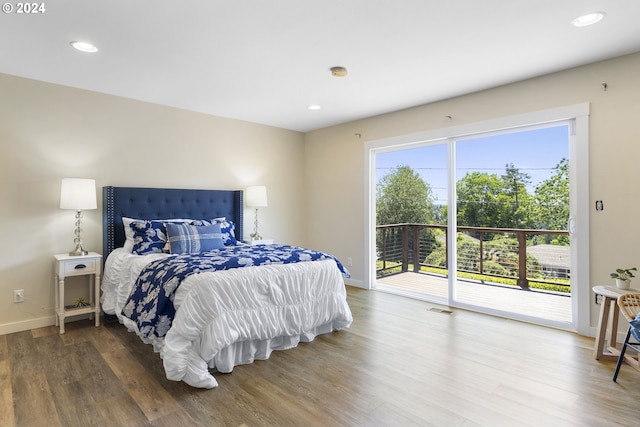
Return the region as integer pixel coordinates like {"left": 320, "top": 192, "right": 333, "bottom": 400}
{"left": 62, "top": 258, "right": 97, "bottom": 275}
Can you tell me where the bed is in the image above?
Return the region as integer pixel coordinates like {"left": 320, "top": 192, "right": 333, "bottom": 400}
{"left": 100, "top": 186, "right": 353, "bottom": 389}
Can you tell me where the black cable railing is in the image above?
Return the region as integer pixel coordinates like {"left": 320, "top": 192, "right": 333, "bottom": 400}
{"left": 376, "top": 223, "right": 570, "bottom": 290}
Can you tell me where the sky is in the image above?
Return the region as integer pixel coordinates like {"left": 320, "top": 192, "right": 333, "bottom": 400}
{"left": 376, "top": 125, "right": 569, "bottom": 204}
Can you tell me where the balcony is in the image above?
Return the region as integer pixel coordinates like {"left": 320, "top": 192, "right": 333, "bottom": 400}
{"left": 376, "top": 223, "right": 572, "bottom": 323}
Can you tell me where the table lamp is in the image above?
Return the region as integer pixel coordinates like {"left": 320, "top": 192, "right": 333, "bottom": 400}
{"left": 60, "top": 178, "right": 97, "bottom": 256}
{"left": 246, "top": 185, "right": 268, "bottom": 240}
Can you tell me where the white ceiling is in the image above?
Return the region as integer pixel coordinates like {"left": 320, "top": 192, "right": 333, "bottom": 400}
{"left": 2, "top": 1, "right": 640, "bottom": 132}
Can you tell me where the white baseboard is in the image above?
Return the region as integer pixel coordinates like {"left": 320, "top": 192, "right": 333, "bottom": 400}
{"left": 0, "top": 315, "right": 56, "bottom": 336}
{"left": 345, "top": 278, "right": 367, "bottom": 289}
{"left": 0, "top": 313, "right": 97, "bottom": 336}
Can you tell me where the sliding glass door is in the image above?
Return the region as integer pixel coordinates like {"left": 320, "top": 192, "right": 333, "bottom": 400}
{"left": 367, "top": 104, "right": 589, "bottom": 333}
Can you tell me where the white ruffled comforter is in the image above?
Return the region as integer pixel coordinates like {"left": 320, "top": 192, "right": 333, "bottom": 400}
{"left": 101, "top": 248, "right": 353, "bottom": 388}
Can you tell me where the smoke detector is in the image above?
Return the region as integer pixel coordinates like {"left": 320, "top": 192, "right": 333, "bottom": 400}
{"left": 330, "top": 66, "right": 348, "bottom": 77}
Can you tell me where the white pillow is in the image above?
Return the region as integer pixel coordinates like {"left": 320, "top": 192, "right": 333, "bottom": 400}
{"left": 122, "top": 217, "right": 136, "bottom": 253}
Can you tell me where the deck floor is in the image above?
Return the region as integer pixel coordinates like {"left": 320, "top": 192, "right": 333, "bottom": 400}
{"left": 376, "top": 272, "right": 572, "bottom": 324}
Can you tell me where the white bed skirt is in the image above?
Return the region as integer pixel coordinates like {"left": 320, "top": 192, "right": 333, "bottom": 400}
{"left": 102, "top": 249, "right": 352, "bottom": 388}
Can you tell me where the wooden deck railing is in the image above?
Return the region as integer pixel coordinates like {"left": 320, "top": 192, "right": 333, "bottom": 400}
{"left": 376, "top": 223, "right": 570, "bottom": 290}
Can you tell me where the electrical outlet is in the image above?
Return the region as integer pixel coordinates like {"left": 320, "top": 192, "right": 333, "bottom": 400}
{"left": 347, "top": 257, "right": 353, "bottom": 267}
{"left": 595, "top": 293, "right": 602, "bottom": 305}
{"left": 14, "top": 289, "right": 24, "bottom": 303}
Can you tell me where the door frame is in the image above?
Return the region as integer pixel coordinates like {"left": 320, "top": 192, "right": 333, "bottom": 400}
{"left": 364, "top": 103, "right": 590, "bottom": 335}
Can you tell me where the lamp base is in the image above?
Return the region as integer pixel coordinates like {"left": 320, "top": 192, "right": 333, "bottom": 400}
{"left": 69, "top": 245, "right": 89, "bottom": 256}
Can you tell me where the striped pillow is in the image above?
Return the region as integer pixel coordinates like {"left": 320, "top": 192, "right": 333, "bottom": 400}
{"left": 166, "top": 222, "right": 225, "bottom": 254}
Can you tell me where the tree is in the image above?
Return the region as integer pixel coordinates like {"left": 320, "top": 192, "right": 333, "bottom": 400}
{"left": 457, "top": 165, "right": 536, "bottom": 230}
{"left": 456, "top": 171, "right": 504, "bottom": 228}
{"left": 376, "top": 166, "right": 438, "bottom": 267}
{"left": 501, "top": 163, "right": 534, "bottom": 228}
{"left": 376, "top": 165, "right": 434, "bottom": 225}
{"left": 533, "top": 158, "right": 569, "bottom": 244}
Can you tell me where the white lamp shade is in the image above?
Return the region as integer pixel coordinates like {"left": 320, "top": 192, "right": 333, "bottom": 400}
{"left": 60, "top": 178, "right": 97, "bottom": 210}
{"left": 246, "top": 185, "right": 268, "bottom": 207}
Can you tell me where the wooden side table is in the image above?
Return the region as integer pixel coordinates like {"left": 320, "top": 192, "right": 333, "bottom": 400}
{"left": 592, "top": 285, "right": 640, "bottom": 366}
{"left": 54, "top": 252, "right": 102, "bottom": 334}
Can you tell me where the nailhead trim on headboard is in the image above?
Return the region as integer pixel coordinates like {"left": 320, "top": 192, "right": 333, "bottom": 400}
{"left": 103, "top": 186, "right": 115, "bottom": 257}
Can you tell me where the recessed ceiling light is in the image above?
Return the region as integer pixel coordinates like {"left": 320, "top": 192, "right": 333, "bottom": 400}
{"left": 571, "top": 12, "right": 605, "bottom": 27}
{"left": 307, "top": 105, "right": 321, "bottom": 110}
{"left": 70, "top": 41, "right": 98, "bottom": 53}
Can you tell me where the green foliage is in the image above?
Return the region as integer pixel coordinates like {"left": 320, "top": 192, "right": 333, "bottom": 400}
{"left": 456, "top": 171, "right": 504, "bottom": 228}
{"left": 533, "top": 158, "right": 569, "bottom": 244}
{"left": 377, "top": 159, "right": 571, "bottom": 287}
{"left": 425, "top": 233, "right": 541, "bottom": 277}
{"left": 611, "top": 267, "right": 637, "bottom": 280}
{"left": 456, "top": 164, "right": 537, "bottom": 229}
{"left": 432, "top": 204, "right": 448, "bottom": 224}
{"left": 456, "top": 235, "right": 482, "bottom": 271}
{"left": 378, "top": 161, "right": 570, "bottom": 239}
{"left": 419, "top": 266, "right": 570, "bottom": 293}
{"left": 489, "top": 236, "right": 542, "bottom": 278}
{"left": 451, "top": 233, "right": 541, "bottom": 278}
{"left": 416, "top": 226, "right": 442, "bottom": 266}
{"left": 424, "top": 245, "right": 446, "bottom": 267}
{"left": 376, "top": 165, "right": 434, "bottom": 225}
{"left": 481, "top": 260, "right": 510, "bottom": 276}
{"left": 377, "top": 166, "right": 441, "bottom": 266}
{"left": 501, "top": 163, "right": 535, "bottom": 228}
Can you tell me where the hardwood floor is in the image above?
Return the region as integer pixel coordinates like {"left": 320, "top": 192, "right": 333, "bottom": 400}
{"left": 2, "top": 286, "right": 639, "bottom": 426}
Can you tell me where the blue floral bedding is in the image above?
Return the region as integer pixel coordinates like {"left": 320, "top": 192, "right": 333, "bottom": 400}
{"left": 121, "top": 244, "right": 350, "bottom": 338}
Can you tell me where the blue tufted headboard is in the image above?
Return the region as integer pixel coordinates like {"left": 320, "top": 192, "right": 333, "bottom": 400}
{"left": 102, "top": 186, "right": 244, "bottom": 259}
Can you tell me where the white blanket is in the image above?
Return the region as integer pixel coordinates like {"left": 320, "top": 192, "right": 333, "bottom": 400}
{"left": 101, "top": 248, "right": 353, "bottom": 388}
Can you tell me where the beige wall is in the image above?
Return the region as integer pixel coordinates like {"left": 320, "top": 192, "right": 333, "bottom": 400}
{"left": 0, "top": 73, "right": 305, "bottom": 333}
{"left": 304, "top": 52, "right": 640, "bottom": 331}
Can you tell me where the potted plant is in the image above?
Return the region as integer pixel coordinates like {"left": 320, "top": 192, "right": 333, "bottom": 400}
{"left": 610, "top": 267, "right": 637, "bottom": 290}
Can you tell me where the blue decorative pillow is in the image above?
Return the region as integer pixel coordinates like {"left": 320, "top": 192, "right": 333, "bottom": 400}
{"left": 123, "top": 217, "right": 193, "bottom": 253}
{"left": 166, "top": 222, "right": 225, "bottom": 254}
{"left": 130, "top": 220, "right": 168, "bottom": 255}
{"left": 190, "top": 217, "right": 238, "bottom": 245}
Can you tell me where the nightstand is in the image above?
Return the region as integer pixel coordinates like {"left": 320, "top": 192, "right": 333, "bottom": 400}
{"left": 54, "top": 252, "right": 102, "bottom": 334}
